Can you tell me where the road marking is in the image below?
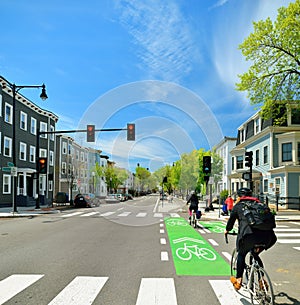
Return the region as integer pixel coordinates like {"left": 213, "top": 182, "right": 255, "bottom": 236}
{"left": 293, "top": 247, "right": 300, "bottom": 251}
{"left": 290, "top": 222, "right": 300, "bottom": 226}
{"left": 277, "top": 239, "right": 300, "bottom": 243}
{"left": 160, "top": 238, "right": 167, "bottom": 245}
{"left": 118, "top": 211, "right": 131, "bottom": 217}
{"left": 222, "top": 252, "right": 232, "bottom": 262}
{"left": 154, "top": 213, "right": 163, "bottom": 218}
{"left": 48, "top": 276, "right": 108, "bottom": 305}
{"left": 61, "top": 211, "right": 84, "bottom": 218}
{"left": 208, "top": 239, "right": 219, "bottom": 246}
{"left": 209, "top": 280, "right": 247, "bottom": 305}
{"left": 80, "top": 211, "right": 99, "bottom": 217}
{"left": 135, "top": 278, "right": 178, "bottom": 305}
{"left": 160, "top": 229, "right": 165, "bottom": 234}
{"left": 275, "top": 228, "right": 300, "bottom": 232}
{"left": 0, "top": 274, "right": 44, "bottom": 305}
{"left": 99, "top": 211, "right": 115, "bottom": 217}
{"left": 136, "top": 212, "right": 147, "bottom": 217}
{"left": 276, "top": 233, "right": 300, "bottom": 237}
{"left": 161, "top": 251, "right": 169, "bottom": 261}
{"left": 169, "top": 213, "right": 180, "bottom": 218}
{"left": 160, "top": 223, "right": 164, "bottom": 227}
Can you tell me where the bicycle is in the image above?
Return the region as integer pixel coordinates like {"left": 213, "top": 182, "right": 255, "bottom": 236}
{"left": 189, "top": 210, "right": 197, "bottom": 228}
{"left": 225, "top": 232, "right": 275, "bottom": 305}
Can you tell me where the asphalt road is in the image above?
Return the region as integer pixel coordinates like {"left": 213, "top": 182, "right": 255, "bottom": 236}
{"left": 0, "top": 195, "right": 299, "bottom": 305}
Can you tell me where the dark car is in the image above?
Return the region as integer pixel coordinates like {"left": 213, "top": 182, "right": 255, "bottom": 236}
{"left": 74, "top": 193, "right": 90, "bottom": 208}
{"left": 54, "top": 192, "right": 69, "bottom": 205}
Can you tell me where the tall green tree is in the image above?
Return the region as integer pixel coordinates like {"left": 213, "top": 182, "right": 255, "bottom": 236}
{"left": 236, "top": 0, "right": 300, "bottom": 119}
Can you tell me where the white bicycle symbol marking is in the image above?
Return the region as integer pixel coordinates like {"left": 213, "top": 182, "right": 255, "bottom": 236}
{"left": 173, "top": 237, "right": 217, "bottom": 261}
{"left": 166, "top": 219, "right": 188, "bottom": 226}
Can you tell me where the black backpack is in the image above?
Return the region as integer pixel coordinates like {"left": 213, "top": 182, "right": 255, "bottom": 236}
{"left": 242, "top": 200, "right": 276, "bottom": 231}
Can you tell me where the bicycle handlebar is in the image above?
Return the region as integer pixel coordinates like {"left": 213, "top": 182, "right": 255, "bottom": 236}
{"left": 225, "top": 231, "right": 237, "bottom": 244}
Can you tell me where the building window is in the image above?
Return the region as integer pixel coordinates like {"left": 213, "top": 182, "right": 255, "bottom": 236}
{"left": 0, "top": 132, "right": 1, "bottom": 154}
{"left": 19, "top": 142, "right": 27, "bottom": 161}
{"left": 4, "top": 137, "right": 12, "bottom": 157}
{"left": 263, "top": 179, "right": 268, "bottom": 193}
{"left": 49, "top": 180, "right": 53, "bottom": 192}
{"left": 30, "top": 146, "right": 35, "bottom": 163}
{"left": 49, "top": 151, "right": 54, "bottom": 166}
{"left": 62, "top": 162, "right": 66, "bottom": 174}
{"left": 263, "top": 146, "right": 268, "bottom": 164}
{"left": 40, "top": 122, "right": 47, "bottom": 138}
{"left": 291, "top": 108, "right": 300, "bottom": 125}
{"left": 236, "top": 155, "right": 243, "bottom": 169}
{"left": 3, "top": 174, "right": 11, "bottom": 194}
{"left": 0, "top": 93, "right": 2, "bottom": 117}
{"left": 39, "top": 149, "right": 47, "bottom": 158}
{"left": 20, "top": 111, "right": 27, "bottom": 130}
{"left": 282, "top": 142, "right": 292, "bottom": 162}
{"left": 31, "top": 118, "right": 37, "bottom": 135}
{"left": 298, "top": 143, "right": 300, "bottom": 163}
{"left": 62, "top": 142, "right": 67, "bottom": 154}
{"left": 5, "top": 103, "right": 13, "bottom": 124}
{"left": 50, "top": 125, "right": 55, "bottom": 141}
{"left": 255, "top": 149, "right": 259, "bottom": 166}
{"left": 255, "top": 118, "right": 260, "bottom": 134}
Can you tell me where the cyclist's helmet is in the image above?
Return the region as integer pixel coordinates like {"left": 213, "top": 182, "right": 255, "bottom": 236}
{"left": 237, "top": 188, "right": 252, "bottom": 197}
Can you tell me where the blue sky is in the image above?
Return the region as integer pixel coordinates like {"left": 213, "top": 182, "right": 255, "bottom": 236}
{"left": 0, "top": 0, "right": 294, "bottom": 172}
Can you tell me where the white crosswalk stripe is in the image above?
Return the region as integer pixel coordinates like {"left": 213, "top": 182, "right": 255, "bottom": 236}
{"left": 0, "top": 274, "right": 44, "bottom": 305}
{"left": 275, "top": 225, "right": 300, "bottom": 248}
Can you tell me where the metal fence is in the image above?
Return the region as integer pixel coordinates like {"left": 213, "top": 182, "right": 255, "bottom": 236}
{"left": 258, "top": 194, "right": 300, "bottom": 211}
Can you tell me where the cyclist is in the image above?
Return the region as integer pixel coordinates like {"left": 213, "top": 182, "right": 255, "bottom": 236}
{"left": 224, "top": 188, "right": 277, "bottom": 290}
{"left": 186, "top": 191, "right": 199, "bottom": 220}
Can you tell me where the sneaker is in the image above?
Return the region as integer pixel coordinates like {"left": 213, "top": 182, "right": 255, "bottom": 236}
{"left": 259, "top": 278, "right": 269, "bottom": 291}
{"left": 230, "top": 276, "right": 242, "bottom": 290}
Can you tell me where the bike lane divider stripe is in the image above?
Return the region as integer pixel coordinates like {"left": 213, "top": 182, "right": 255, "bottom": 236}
{"left": 165, "top": 217, "right": 230, "bottom": 276}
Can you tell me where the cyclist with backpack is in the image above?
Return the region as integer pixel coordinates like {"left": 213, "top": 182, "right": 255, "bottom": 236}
{"left": 186, "top": 191, "right": 199, "bottom": 219}
{"left": 224, "top": 188, "right": 277, "bottom": 290}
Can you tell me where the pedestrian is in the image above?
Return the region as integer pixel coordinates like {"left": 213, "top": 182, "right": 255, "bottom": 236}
{"left": 225, "top": 195, "right": 234, "bottom": 214}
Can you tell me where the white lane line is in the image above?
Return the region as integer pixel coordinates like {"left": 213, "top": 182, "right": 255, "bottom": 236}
{"left": 198, "top": 229, "right": 206, "bottom": 234}
{"left": 293, "top": 247, "right": 300, "bottom": 251}
{"left": 80, "top": 212, "right": 99, "bottom": 217}
{"left": 169, "top": 213, "right": 180, "bottom": 218}
{"left": 160, "top": 229, "right": 165, "bottom": 234}
{"left": 277, "top": 239, "right": 300, "bottom": 243}
{"left": 160, "top": 223, "right": 164, "bottom": 227}
{"left": 118, "top": 212, "right": 131, "bottom": 217}
{"left": 0, "top": 274, "right": 44, "bottom": 305}
{"left": 161, "top": 252, "right": 169, "bottom": 261}
{"left": 222, "top": 252, "right": 232, "bottom": 262}
{"left": 208, "top": 239, "right": 219, "bottom": 246}
{"left": 290, "top": 222, "right": 300, "bottom": 226}
{"left": 209, "top": 280, "right": 248, "bottom": 305}
{"left": 99, "top": 211, "right": 115, "bottom": 217}
{"left": 153, "top": 198, "right": 160, "bottom": 212}
{"left": 160, "top": 238, "right": 167, "bottom": 245}
{"left": 154, "top": 213, "right": 163, "bottom": 218}
{"left": 136, "top": 278, "right": 178, "bottom": 305}
{"left": 61, "top": 212, "right": 84, "bottom": 218}
{"left": 48, "top": 276, "right": 108, "bottom": 305}
{"left": 136, "top": 212, "right": 147, "bottom": 217}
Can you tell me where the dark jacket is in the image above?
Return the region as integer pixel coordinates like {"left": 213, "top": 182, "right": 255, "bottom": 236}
{"left": 187, "top": 194, "right": 199, "bottom": 208}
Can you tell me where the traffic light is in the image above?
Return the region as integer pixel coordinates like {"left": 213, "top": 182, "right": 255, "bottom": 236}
{"left": 127, "top": 123, "right": 135, "bottom": 141}
{"left": 203, "top": 156, "right": 211, "bottom": 174}
{"left": 38, "top": 157, "right": 47, "bottom": 174}
{"left": 245, "top": 151, "right": 253, "bottom": 168}
{"left": 87, "top": 125, "right": 95, "bottom": 142}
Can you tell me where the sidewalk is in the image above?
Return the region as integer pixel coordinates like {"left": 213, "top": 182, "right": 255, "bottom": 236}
{"left": 0, "top": 205, "right": 62, "bottom": 218}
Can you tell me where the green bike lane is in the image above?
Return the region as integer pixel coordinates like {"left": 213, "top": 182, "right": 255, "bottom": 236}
{"left": 165, "top": 217, "right": 230, "bottom": 276}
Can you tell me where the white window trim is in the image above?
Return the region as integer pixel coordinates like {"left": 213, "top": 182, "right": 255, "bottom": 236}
{"left": 5, "top": 103, "right": 13, "bottom": 124}
{"left": 30, "top": 145, "right": 36, "bottom": 163}
{"left": 19, "top": 142, "right": 27, "bottom": 161}
{"left": 3, "top": 174, "right": 11, "bottom": 194}
{"left": 4, "top": 136, "right": 12, "bottom": 157}
{"left": 40, "top": 122, "right": 47, "bottom": 138}
{"left": 31, "top": 117, "right": 37, "bottom": 135}
{"left": 20, "top": 111, "right": 27, "bottom": 131}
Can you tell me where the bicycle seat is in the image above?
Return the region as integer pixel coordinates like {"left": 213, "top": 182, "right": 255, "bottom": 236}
{"left": 253, "top": 244, "right": 266, "bottom": 253}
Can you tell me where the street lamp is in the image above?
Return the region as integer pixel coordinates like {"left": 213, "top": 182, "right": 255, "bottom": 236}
{"left": 3, "top": 81, "right": 48, "bottom": 212}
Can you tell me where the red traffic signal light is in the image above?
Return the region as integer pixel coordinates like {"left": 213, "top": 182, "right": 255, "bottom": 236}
{"left": 87, "top": 125, "right": 95, "bottom": 142}
{"left": 38, "top": 157, "right": 47, "bottom": 174}
{"left": 203, "top": 156, "right": 211, "bottom": 174}
{"left": 245, "top": 151, "right": 253, "bottom": 168}
{"left": 127, "top": 123, "right": 135, "bottom": 141}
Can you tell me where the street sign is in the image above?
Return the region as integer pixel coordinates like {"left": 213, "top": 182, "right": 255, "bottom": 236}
{"left": 7, "top": 162, "right": 14, "bottom": 167}
{"left": 11, "top": 167, "right": 17, "bottom": 177}
{"left": 2, "top": 167, "right": 11, "bottom": 172}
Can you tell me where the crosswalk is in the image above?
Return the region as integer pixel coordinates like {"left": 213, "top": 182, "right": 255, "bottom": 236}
{"left": 60, "top": 210, "right": 180, "bottom": 219}
{"left": 275, "top": 224, "right": 300, "bottom": 250}
{"left": 0, "top": 274, "right": 243, "bottom": 305}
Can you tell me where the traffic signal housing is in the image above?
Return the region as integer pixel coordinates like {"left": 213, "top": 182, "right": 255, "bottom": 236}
{"left": 245, "top": 151, "right": 253, "bottom": 168}
{"left": 127, "top": 123, "right": 135, "bottom": 141}
{"left": 38, "top": 157, "right": 47, "bottom": 174}
{"left": 87, "top": 125, "right": 95, "bottom": 142}
{"left": 203, "top": 156, "right": 211, "bottom": 174}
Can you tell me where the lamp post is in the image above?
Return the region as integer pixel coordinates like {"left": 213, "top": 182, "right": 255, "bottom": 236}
{"left": 3, "top": 81, "right": 48, "bottom": 212}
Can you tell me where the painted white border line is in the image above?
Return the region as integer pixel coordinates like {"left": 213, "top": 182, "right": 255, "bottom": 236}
{"left": 136, "top": 278, "right": 177, "bottom": 305}
{"left": 161, "top": 251, "right": 169, "bottom": 261}
{"left": 0, "top": 274, "right": 44, "bottom": 305}
{"left": 277, "top": 239, "right": 300, "bottom": 243}
{"left": 48, "top": 276, "right": 108, "bottom": 305}
{"left": 209, "top": 280, "right": 248, "bottom": 305}
{"left": 136, "top": 212, "right": 147, "bottom": 217}
{"left": 61, "top": 211, "right": 84, "bottom": 218}
{"left": 80, "top": 211, "right": 99, "bottom": 217}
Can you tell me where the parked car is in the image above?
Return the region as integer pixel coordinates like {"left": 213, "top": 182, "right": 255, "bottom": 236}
{"left": 54, "top": 192, "right": 69, "bottom": 205}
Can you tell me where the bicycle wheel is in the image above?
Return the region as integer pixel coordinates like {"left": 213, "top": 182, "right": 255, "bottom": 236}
{"left": 230, "top": 249, "right": 250, "bottom": 285}
{"left": 193, "top": 214, "right": 197, "bottom": 228}
{"left": 176, "top": 248, "right": 192, "bottom": 260}
{"left": 250, "top": 266, "right": 274, "bottom": 305}
{"left": 230, "top": 248, "right": 238, "bottom": 277}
